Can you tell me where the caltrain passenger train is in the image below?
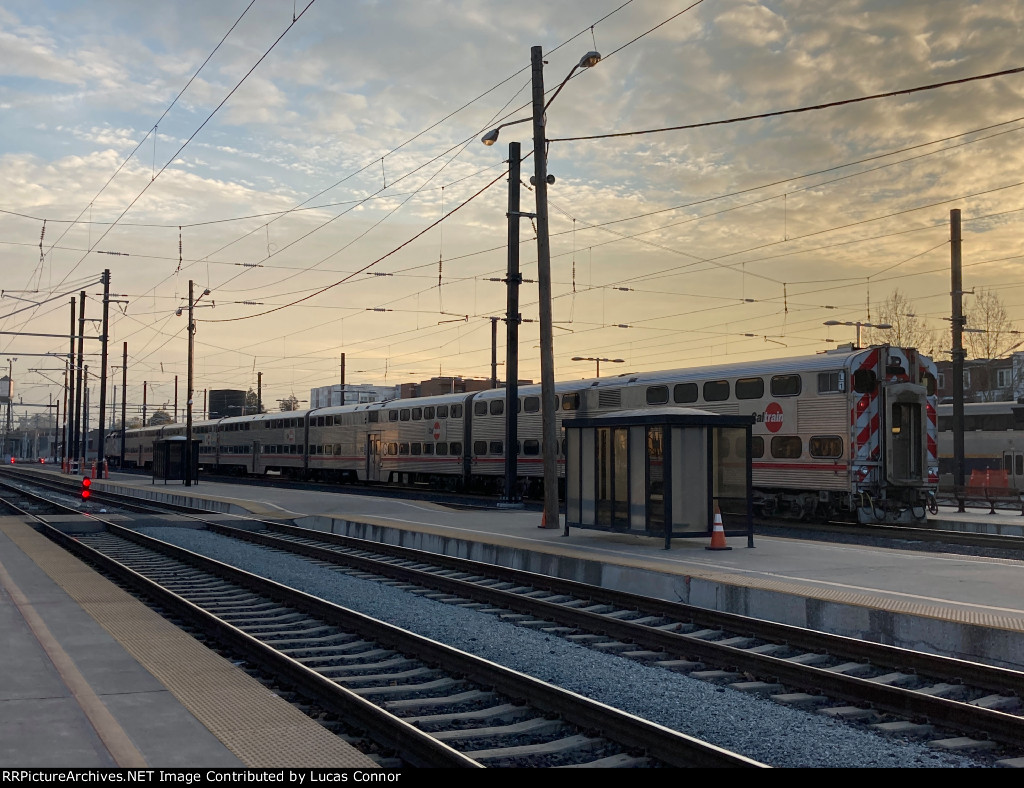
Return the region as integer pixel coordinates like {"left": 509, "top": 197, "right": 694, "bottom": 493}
{"left": 937, "top": 401, "right": 1024, "bottom": 491}
{"left": 108, "top": 345, "right": 938, "bottom": 524}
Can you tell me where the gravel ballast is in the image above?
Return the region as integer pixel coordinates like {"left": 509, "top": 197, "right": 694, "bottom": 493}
{"left": 137, "top": 526, "right": 990, "bottom": 768}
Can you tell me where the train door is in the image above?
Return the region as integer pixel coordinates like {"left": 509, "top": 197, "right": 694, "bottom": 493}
{"left": 366, "top": 433, "right": 383, "bottom": 482}
{"left": 1003, "top": 451, "right": 1024, "bottom": 491}
{"left": 252, "top": 440, "right": 261, "bottom": 474}
{"left": 886, "top": 384, "right": 926, "bottom": 485}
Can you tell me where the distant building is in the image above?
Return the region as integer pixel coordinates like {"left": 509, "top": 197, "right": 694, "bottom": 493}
{"left": 934, "top": 353, "right": 1024, "bottom": 403}
{"left": 209, "top": 389, "right": 246, "bottom": 419}
{"left": 309, "top": 383, "right": 398, "bottom": 408}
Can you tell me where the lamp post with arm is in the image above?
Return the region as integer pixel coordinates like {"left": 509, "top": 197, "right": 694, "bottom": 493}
{"left": 483, "top": 46, "right": 601, "bottom": 530}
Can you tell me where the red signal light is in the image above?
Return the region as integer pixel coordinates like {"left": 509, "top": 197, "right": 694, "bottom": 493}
{"left": 81, "top": 476, "right": 92, "bottom": 500}
{"left": 9, "top": 457, "right": 14, "bottom": 464}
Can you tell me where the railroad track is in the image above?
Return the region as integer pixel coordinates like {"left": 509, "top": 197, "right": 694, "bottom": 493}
{"left": 7, "top": 468, "right": 1024, "bottom": 764}
{"left": 49, "top": 522, "right": 762, "bottom": 768}
{"left": 1, "top": 474, "right": 762, "bottom": 768}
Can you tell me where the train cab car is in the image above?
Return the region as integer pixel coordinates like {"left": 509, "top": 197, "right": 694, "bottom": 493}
{"left": 572, "top": 345, "right": 936, "bottom": 524}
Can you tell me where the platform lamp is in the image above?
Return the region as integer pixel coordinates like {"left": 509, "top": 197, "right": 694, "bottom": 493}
{"left": 482, "top": 46, "right": 601, "bottom": 530}
{"left": 572, "top": 356, "right": 624, "bottom": 378}
{"left": 177, "top": 282, "right": 214, "bottom": 487}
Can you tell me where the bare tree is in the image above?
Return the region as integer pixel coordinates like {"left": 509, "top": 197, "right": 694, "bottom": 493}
{"left": 243, "top": 387, "right": 265, "bottom": 414}
{"left": 863, "top": 289, "right": 938, "bottom": 354}
{"left": 148, "top": 409, "right": 173, "bottom": 425}
{"left": 962, "top": 288, "right": 1024, "bottom": 401}
{"left": 964, "top": 288, "right": 1021, "bottom": 359}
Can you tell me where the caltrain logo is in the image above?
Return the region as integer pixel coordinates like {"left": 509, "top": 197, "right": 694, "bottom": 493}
{"left": 755, "top": 402, "right": 785, "bottom": 433}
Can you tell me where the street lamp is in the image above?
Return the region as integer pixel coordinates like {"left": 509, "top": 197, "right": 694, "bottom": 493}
{"left": 572, "top": 356, "right": 624, "bottom": 378}
{"left": 178, "top": 282, "right": 214, "bottom": 487}
{"left": 483, "top": 46, "right": 601, "bottom": 531}
{"left": 823, "top": 320, "right": 892, "bottom": 348}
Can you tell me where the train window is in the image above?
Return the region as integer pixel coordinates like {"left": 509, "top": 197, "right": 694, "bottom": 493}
{"left": 422, "top": 444, "right": 434, "bottom": 455}
{"left": 646, "top": 386, "right": 669, "bottom": 405}
{"left": 938, "top": 415, "right": 952, "bottom": 431}
{"left": 474, "top": 401, "right": 488, "bottom": 416}
{"left": 410, "top": 443, "right": 421, "bottom": 456}
{"left": 524, "top": 396, "right": 540, "bottom": 413}
{"left": 852, "top": 369, "right": 877, "bottom": 394}
{"left": 369, "top": 411, "right": 379, "bottom": 423}
{"left": 673, "top": 383, "right": 698, "bottom": 403}
{"left": 424, "top": 407, "right": 435, "bottom": 419}
{"left": 703, "top": 380, "right": 730, "bottom": 402}
{"left": 490, "top": 400, "right": 504, "bottom": 416}
{"left": 751, "top": 436, "right": 764, "bottom": 458}
{"left": 389, "top": 411, "right": 399, "bottom": 422}
{"left": 474, "top": 440, "right": 487, "bottom": 456}
{"left": 399, "top": 443, "right": 409, "bottom": 455}
{"left": 770, "top": 436, "right": 802, "bottom": 459}
{"left": 817, "top": 371, "right": 844, "bottom": 394}
{"left": 735, "top": 377, "right": 764, "bottom": 400}
{"left": 524, "top": 439, "right": 540, "bottom": 456}
{"left": 809, "top": 436, "right": 843, "bottom": 458}
{"left": 451, "top": 404, "right": 463, "bottom": 418}
{"left": 335, "top": 444, "right": 343, "bottom": 456}
{"left": 719, "top": 439, "right": 730, "bottom": 458}
{"left": 561, "top": 437, "right": 568, "bottom": 456}
{"left": 981, "top": 415, "right": 1013, "bottom": 431}
{"left": 562, "top": 393, "right": 580, "bottom": 411}
{"left": 436, "top": 442, "right": 448, "bottom": 456}
{"left": 400, "top": 409, "right": 411, "bottom": 421}
{"left": 411, "top": 408, "right": 422, "bottom": 420}
{"left": 315, "top": 417, "right": 323, "bottom": 427}
{"left": 771, "top": 374, "right": 802, "bottom": 396}
{"left": 920, "top": 371, "right": 937, "bottom": 396}
{"left": 436, "top": 405, "right": 449, "bottom": 418}
{"left": 490, "top": 441, "right": 503, "bottom": 455}
{"left": 516, "top": 399, "right": 521, "bottom": 413}
{"left": 388, "top": 443, "right": 398, "bottom": 455}
{"left": 450, "top": 441, "right": 463, "bottom": 456}
{"left": 1018, "top": 455, "right": 1024, "bottom": 476}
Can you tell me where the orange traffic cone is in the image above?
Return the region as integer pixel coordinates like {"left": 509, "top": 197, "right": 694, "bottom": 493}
{"left": 706, "top": 504, "right": 731, "bottom": 551}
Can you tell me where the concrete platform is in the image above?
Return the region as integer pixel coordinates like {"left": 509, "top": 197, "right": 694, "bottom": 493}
{"left": 70, "top": 470, "right": 1024, "bottom": 673}
{"left": 0, "top": 515, "right": 378, "bottom": 768}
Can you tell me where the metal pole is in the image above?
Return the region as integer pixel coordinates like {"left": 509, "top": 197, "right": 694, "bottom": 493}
{"left": 174, "top": 374, "right": 178, "bottom": 423}
{"left": 257, "top": 371, "right": 262, "bottom": 414}
{"left": 491, "top": 317, "right": 498, "bottom": 388}
{"left": 185, "top": 280, "right": 194, "bottom": 487}
{"left": 120, "top": 342, "right": 127, "bottom": 468}
{"left": 73, "top": 291, "right": 85, "bottom": 467}
{"left": 98, "top": 270, "right": 110, "bottom": 471}
{"left": 65, "top": 298, "right": 74, "bottom": 470}
{"left": 531, "top": 45, "right": 560, "bottom": 530}
{"left": 142, "top": 381, "right": 147, "bottom": 427}
{"left": 501, "top": 141, "right": 523, "bottom": 507}
{"left": 82, "top": 365, "right": 89, "bottom": 466}
{"left": 951, "top": 209, "right": 966, "bottom": 512}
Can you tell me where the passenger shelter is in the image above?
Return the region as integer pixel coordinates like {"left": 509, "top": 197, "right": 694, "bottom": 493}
{"left": 152, "top": 437, "right": 200, "bottom": 485}
{"left": 564, "top": 408, "right": 755, "bottom": 549}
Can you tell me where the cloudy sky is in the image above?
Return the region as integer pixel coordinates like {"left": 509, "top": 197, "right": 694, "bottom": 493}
{"left": 1, "top": 0, "right": 1022, "bottom": 418}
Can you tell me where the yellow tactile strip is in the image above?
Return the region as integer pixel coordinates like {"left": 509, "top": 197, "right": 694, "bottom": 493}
{"left": 0, "top": 518, "right": 378, "bottom": 768}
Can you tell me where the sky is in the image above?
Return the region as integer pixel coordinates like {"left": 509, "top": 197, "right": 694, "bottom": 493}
{"left": 1, "top": 0, "right": 1023, "bottom": 420}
